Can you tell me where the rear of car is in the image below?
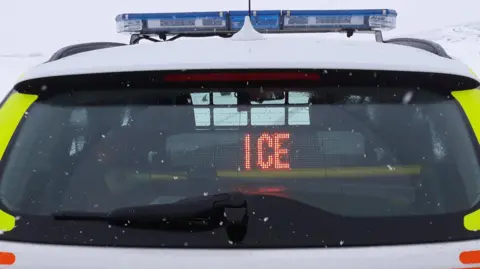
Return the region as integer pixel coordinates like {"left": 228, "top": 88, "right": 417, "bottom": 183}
{"left": 1, "top": 68, "right": 480, "bottom": 268}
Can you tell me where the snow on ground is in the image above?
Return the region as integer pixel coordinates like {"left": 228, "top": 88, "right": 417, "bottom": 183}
{"left": 0, "top": 54, "right": 47, "bottom": 95}
{"left": 409, "top": 22, "right": 480, "bottom": 74}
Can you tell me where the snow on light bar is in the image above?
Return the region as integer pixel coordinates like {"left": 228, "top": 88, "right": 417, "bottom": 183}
{"left": 115, "top": 9, "right": 397, "bottom": 35}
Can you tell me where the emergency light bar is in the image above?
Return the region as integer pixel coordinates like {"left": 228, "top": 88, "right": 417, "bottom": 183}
{"left": 282, "top": 9, "right": 396, "bottom": 31}
{"left": 115, "top": 9, "right": 397, "bottom": 35}
{"left": 229, "top": 10, "right": 281, "bottom": 31}
{"left": 116, "top": 12, "right": 228, "bottom": 34}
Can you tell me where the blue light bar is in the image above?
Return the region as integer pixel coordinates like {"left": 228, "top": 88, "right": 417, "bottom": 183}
{"left": 229, "top": 10, "right": 281, "bottom": 31}
{"left": 282, "top": 9, "right": 397, "bottom": 31}
{"left": 115, "top": 9, "right": 397, "bottom": 35}
{"left": 115, "top": 11, "right": 228, "bottom": 34}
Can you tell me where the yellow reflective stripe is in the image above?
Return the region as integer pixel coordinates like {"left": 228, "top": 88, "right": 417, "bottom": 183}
{"left": 112, "top": 165, "right": 421, "bottom": 182}
{"left": 454, "top": 89, "right": 480, "bottom": 231}
{"left": 0, "top": 210, "right": 15, "bottom": 232}
{"left": 218, "top": 165, "right": 421, "bottom": 178}
{"left": 452, "top": 89, "right": 480, "bottom": 144}
{"left": 0, "top": 92, "right": 38, "bottom": 160}
{"left": 0, "top": 92, "right": 36, "bottom": 232}
{"left": 465, "top": 210, "right": 480, "bottom": 232}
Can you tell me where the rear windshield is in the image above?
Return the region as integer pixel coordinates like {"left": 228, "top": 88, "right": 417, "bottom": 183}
{"left": 1, "top": 70, "right": 480, "bottom": 248}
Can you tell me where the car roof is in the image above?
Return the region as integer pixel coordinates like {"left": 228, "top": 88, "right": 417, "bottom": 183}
{"left": 18, "top": 35, "right": 478, "bottom": 83}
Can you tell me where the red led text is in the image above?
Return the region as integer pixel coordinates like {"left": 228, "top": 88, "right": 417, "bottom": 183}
{"left": 244, "top": 133, "right": 291, "bottom": 170}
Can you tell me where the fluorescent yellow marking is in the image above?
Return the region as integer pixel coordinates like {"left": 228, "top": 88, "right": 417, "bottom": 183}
{"left": 0, "top": 92, "right": 38, "bottom": 160}
{"left": 0, "top": 92, "right": 35, "bottom": 232}
{"left": 0, "top": 210, "right": 15, "bottom": 232}
{"left": 465, "top": 209, "right": 480, "bottom": 231}
{"left": 218, "top": 165, "right": 421, "bottom": 178}
{"left": 111, "top": 166, "right": 421, "bottom": 183}
{"left": 452, "top": 90, "right": 480, "bottom": 144}
{"left": 454, "top": 89, "right": 480, "bottom": 231}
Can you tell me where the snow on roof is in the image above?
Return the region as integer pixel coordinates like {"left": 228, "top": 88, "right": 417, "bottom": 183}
{"left": 18, "top": 35, "right": 478, "bottom": 83}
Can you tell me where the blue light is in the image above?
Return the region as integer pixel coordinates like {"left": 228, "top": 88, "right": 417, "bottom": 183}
{"left": 282, "top": 9, "right": 397, "bottom": 31}
{"left": 229, "top": 10, "right": 281, "bottom": 31}
{"left": 116, "top": 11, "right": 228, "bottom": 34}
{"left": 115, "top": 9, "right": 397, "bottom": 35}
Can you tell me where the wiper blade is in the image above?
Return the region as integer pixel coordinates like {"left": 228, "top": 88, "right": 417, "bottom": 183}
{"left": 53, "top": 192, "right": 248, "bottom": 227}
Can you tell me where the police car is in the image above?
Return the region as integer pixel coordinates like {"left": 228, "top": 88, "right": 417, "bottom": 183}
{"left": 0, "top": 7, "right": 480, "bottom": 269}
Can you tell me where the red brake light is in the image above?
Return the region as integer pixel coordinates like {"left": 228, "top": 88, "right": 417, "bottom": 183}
{"left": 163, "top": 72, "right": 320, "bottom": 82}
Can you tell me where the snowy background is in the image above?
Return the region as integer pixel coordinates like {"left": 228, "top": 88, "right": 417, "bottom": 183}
{"left": 1, "top": 0, "right": 479, "bottom": 97}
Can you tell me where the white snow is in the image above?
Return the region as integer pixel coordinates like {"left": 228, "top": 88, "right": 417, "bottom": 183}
{"left": 230, "top": 16, "right": 266, "bottom": 41}
{"left": 19, "top": 37, "right": 477, "bottom": 82}
{"left": 410, "top": 22, "right": 480, "bottom": 75}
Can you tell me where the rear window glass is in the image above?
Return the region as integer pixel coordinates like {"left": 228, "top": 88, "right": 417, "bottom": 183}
{"left": 2, "top": 70, "right": 480, "bottom": 248}
{"left": 3, "top": 88, "right": 480, "bottom": 214}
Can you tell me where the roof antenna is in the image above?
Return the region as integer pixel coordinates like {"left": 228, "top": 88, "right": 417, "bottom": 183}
{"left": 231, "top": 0, "right": 264, "bottom": 41}
{"left": 248, "top": 0, "right": 252, "bottom": 18}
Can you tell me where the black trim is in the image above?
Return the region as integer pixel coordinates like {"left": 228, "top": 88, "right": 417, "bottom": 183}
{"left": 15, "top": 69, "right": 480, "bottom": 96}
{"left": 47, "top": 42, "right": 127, "bottom": 62}
{"left": 384, "top": 38, "right": 452, "bottom": 59}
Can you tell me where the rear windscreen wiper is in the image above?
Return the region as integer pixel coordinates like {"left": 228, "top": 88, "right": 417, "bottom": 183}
{"left": 53, "top": 192, "right": 247, "bottom": 223}
{"left": 52, "top": 192, "right": 249, "bottom": 240}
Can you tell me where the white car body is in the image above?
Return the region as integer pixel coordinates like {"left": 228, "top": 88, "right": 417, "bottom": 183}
{"left": 5, "top": 24, "right": 480, "bottom": 269}
{"left": 2, "top": 239, "right": 479, "bottom": 269}
{"left": 19, "top": 36, "right": 476, "bottom": 83}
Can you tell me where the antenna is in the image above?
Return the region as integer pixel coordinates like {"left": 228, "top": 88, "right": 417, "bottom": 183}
{"left": 248, "top": 0, "right": 252, "bottom": 17}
